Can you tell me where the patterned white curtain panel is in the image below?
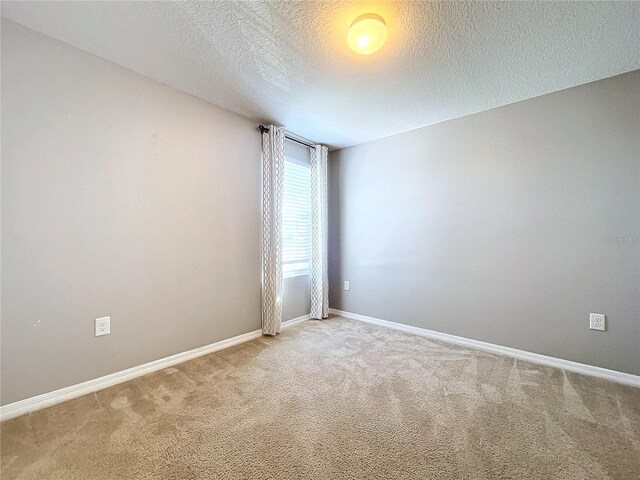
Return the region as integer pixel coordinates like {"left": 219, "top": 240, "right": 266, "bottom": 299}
{"left": 261, "top": 126, "right": 285, "bottom": 335}
{"left": 310, "top": 145, "right": 329, "bottom": 319}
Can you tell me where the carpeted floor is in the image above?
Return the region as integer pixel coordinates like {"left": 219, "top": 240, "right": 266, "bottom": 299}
{"left": 1, "top": 316, "right": 639, "bottom": 479}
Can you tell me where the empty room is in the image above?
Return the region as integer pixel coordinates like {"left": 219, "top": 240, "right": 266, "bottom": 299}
{"left": 1, "top": 1, "right": 639, "bottom": 479}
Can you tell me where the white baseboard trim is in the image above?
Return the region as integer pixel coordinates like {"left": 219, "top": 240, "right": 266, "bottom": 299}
{"left": 0, "top": 314, "right": 310, "bottom": 422}
{"left": 329, "top": 308, "right": 640, "bottom": 388}
{"left": 281, "top": 313, "right": 310, "bottom": 328}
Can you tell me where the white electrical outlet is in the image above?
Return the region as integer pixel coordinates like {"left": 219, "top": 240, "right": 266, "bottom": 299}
{"left": 344, "top": 281, "right": 350, "bottom": 291}
{"left": 589, "top": 313, "right": 605, "bottom": 332}
{"left": 95, "top": 316, "right": 111, "bottom": 336}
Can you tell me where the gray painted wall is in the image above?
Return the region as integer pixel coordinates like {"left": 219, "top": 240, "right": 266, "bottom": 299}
{"left": 0, "top": 20, "right": 307, "bottom": 405}
{"left": 330, "top": 71, "right": 640, "bottom": 375}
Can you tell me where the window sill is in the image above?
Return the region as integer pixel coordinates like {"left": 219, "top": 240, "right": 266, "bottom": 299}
{"left": 283, "top": 271, "right": 310, "bottom": 279}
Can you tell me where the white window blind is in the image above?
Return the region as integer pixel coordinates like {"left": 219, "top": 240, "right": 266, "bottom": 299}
{"left": 282, "top": 156, "right": 311, "bottom": 277}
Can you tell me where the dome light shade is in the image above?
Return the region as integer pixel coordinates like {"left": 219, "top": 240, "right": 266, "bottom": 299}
{"left": 347, "top": 14, "right": 387, "bottom": 55}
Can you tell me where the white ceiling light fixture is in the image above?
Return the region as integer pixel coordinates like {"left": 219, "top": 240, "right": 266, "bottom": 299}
{"left": 347, "top": 13, "right": 387, "bottom": 55}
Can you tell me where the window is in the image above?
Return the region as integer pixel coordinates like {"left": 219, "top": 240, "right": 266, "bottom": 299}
{"left": 282, "top": 153, "right": 311, "bottom": 277}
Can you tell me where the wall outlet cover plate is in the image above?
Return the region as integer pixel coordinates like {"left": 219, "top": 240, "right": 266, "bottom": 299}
{"left": 95, "top": 316, "right": 111, "bottom": 336}
{"left": 589, "top": 313, "right": 605, "bottom": 331}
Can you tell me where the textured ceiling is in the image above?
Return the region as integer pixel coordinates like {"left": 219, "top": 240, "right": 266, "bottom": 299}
{"left": 2, "top": 1, "right": 639, "bottom": 149}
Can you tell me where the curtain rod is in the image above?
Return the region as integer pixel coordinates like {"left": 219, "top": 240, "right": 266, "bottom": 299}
{"left": 258, "top": 125, "right": 316, "bottom": 149}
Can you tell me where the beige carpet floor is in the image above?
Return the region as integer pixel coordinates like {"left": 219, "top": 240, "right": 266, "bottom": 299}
{"left": 1, "top": 316, "right": 639, "bottom": 479}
